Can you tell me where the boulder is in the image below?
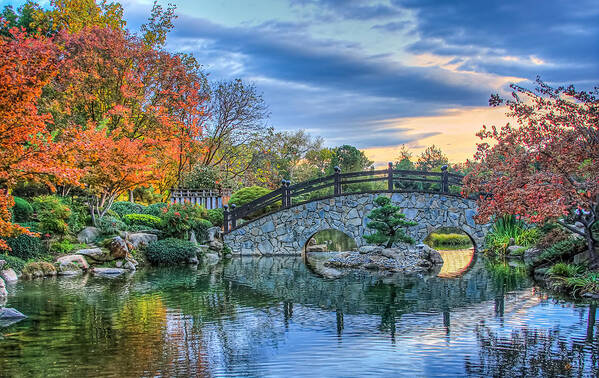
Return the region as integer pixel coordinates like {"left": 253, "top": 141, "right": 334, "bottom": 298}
{"left": 77, "top": 248, "right": 112, "bottom": 262}
{"left": 126, "top": 233, "right": 158, "bottom": 250}
{"left": 0, "top": 308, "right": 27, "bottom": 328}
{"left": 0, "top": 277, "right": 7, "bottom": 298}
{"left": 108, "top": 237, "right": 131, "bottom": 259}
{"left": 358, "top": 245, "right": 383, "bottom": 254}
{"left": 188, "top": 256, "right": 199, "bottom": 265}
{"left": 77, "top": 226, "right": 101, "bottom": 244}
{"left": 123, "top": 261, "right": 137, "bottom": 271}
{"left": 573, "top": 250, "right": 595, "bottom": 265}
{"left": 189, "top": 230, "right": 198, "bottom": 244}
{"left": 92, "top": 268, "right": 127, "bottom": 276}
{"left": 0, "top": 259, "right": 5, "bottom": 270}
{"left": 523, "top": 247, "right": 544, "bottom": 267}
{"left": 202, "top": 253, "right": 219, "bottom": 265}
{"left": 207, "top": 227, "right": 224, "bottom": 253}
{"left": 418, "top": 244, "right": 444, "bottom": 265}
{"left": 0, "top": 269, "right": 17, "bottom": 283}
{"left": 58, "top": 269, "right": 82, "bottom": 277}
{"left": 57, "top": 255, "right": 90, "bottom": 270}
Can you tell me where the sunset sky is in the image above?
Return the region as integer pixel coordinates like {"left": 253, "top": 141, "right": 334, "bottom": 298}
{"left": 4, "top": 0, "right": 599, "bottom": 164}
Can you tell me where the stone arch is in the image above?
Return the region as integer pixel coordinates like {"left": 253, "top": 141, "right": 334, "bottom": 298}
{"left": 224, "top": 192, "right": 490, "bottom": 255}
{"left": 423, "top": 226, "right": 477, "bottom": 251}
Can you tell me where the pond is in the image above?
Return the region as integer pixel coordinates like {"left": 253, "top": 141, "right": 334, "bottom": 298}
{"left": 0, "top": 256, "right": 598, "bottom": 377}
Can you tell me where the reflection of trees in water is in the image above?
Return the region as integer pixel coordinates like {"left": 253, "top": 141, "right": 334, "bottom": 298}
{"left": 466, "top": 305, "right": 599, "bottom": 377}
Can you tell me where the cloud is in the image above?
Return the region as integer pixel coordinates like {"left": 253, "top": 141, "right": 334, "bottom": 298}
{"left": 394, "top": 0, "right": 599, "bottom": 83}
{"left": 289, "top": 0, "right": 404, "bottom": 21}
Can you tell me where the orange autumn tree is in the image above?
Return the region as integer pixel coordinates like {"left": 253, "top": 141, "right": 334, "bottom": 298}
{"left": 45, "top": 26, "right": 208, "bottom": 221}
{"left": 464, "top": 79, "right": 599, "bottom": 258}
{"left": 0, "top": 28, "right": 80, "bottom": 249}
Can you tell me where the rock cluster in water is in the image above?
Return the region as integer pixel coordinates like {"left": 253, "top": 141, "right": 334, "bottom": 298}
{"left": 325, "top": 244, "right": 444, "bottom": 274}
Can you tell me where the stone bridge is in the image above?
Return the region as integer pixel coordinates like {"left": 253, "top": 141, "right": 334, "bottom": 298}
{"left": 224, "top": 192, "right": 491, "bottom": 255}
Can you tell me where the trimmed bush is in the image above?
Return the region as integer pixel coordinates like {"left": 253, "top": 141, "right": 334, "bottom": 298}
{"left": 123, "top": 213, "right": 162, "bottom": 229}
{"left": 1, "top": 255, "right": 26, "bottom": 273}
{"left": 229, "top": 186, "right": 271, "bottom": 207}
{"left": 97, "top": 216, "right": 127, "bottom": 235}
{"left": 205, "top": 208, "right": 224, "bottom": 227}
{"left": 229, "top": 186, "right": 280, "bottom": 220}
{"left": 144, "top": 202, "right": 168, "bottom": 217}
{"left": 5, "top": 234, "right": 45, "bottom": 260}
{"left": 145, "top": 238, "right": 198, "bottom": 265}
{"left": 192, "top": 219, "right": 213, "bottom": 242}
{"left": 111, "top": 201, "right": 146, "bottom": 217}
{"left": 22, "top": 261, "right": 57, "bottom": 279}
{"left": 12, "top": 197, "right": 33, "bottom": 222}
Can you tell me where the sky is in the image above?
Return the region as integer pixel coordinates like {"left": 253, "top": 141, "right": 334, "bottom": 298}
{"left": 3, "top": 0, "right": 599, "bottom": 164}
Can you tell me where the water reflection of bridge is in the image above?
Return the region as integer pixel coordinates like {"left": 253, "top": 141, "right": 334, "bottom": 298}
{"left": 222, "top": 256, "right": 531, "bottom": 327}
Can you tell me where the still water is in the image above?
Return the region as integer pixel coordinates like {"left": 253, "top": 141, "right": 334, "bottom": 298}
{"left": 0, "top": 255, "right": 598, "bottom": 377}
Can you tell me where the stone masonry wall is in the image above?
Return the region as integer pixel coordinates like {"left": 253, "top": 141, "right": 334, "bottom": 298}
{"left": 224, "top": 192, "right": 490, "bottom": 255}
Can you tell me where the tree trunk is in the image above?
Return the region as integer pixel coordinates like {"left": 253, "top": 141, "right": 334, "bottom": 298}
{"left": 128, "top": 189, "right": 134, "bottom": 203}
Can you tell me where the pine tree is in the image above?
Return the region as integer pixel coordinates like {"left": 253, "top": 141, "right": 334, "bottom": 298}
{"left": 364, "top": 196, "right": 418, "bottom": 248}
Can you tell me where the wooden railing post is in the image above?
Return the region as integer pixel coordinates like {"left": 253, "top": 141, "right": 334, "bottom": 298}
{"left": 223, "top": 205, "right": 229, "bottom": 233}
{"left": 285, "top": 180, "right": 291, "bottom": 207}
{"left": 280, "top": 179, "right": 287, "bottom": 207}
{"left": 441, "top": 165, "right": 449, "bottom": 193}
{"left": 334, "top": 166, "right": 342, "bottom": 196}
{"left": 387, "top": 162, "right": 394, "bottom": 191}
{"left": 230, "top": 204, "right": 237, "bottom": 229}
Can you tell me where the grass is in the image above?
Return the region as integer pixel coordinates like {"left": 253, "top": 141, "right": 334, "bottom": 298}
{"left": 485, "top": 215, "right": 541, "bottom": 255}
{"left": 426, "top": 233, "right": 472, "bottom": 248}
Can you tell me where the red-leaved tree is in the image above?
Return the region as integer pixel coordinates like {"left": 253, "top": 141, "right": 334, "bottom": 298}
{"left": 464, "top": 79, "right": 599, "bottom": 257}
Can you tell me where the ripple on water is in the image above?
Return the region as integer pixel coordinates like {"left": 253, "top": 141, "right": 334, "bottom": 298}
{"left": 0, "top": 259, "right": 597, "bottom": 377}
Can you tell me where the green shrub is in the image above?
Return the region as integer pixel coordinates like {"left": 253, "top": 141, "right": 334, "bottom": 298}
{"left": 145, "top": 238, "right": 198, "bottom": 265}
{"left": 4, "top": 234, "right": 45, "bottom": 260}
{"left": 32, "top": 196, "right": 71, "bottom": 237}
{"left": 160, "top": 203, "right": 206, "bottom": 238}
{"left": 123, "top": 213, "right": 162, "bottom": 229}
{"left": 538, "top": 238, "right": 587, "bottom": 263}
{"left": 12, "top": 197, "right": 33, "bottom": 222}
{"left": 426, "top": 233, "right": 472, "bottom": 248}
{"left": 97, "top": 216, "right": 127, "bottom": 235}
{"left": 192, "top": 219, "right": 213, "bottom": 242}
{"left": 144, "top": 202, "right": 168, "bottom": 217}
{"left": 1, "top": 255, "right": 26, "bottom": 273}
{"left": 205, "top": 208, "right": 224, "bottom": 227}
{"left": 229, "top": 186, "right": 271, "bottom": 207}
{"left": 548, "top": 263, "right": 584, "bottom": 278}
{"left": 111, "top": 201, "right": 146, "bottom": 217}
{"left": 50, "top": 239, "right": 76, "bottom": 254}
{"left": 63, "top": 198, "right": 90, "bottom": 234}
{"left": 536, "top": 227, "right": 571, "bottom": 250}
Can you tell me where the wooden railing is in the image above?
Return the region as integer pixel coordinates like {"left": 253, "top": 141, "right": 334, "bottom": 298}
{"left": 223, "top": 164, "right": 465, "bottom": 232}
{"left": 170, "top": 188, "right": 232, "bottom": 210}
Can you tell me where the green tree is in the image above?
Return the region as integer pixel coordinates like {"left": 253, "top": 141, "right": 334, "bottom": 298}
{"left": 395, "top": 144, "right": 415, "bottom": 170}
{"left": 364, "top": 196, "right": 417, "bottom": 248}
{"left": 416, "top": 145, "right": 448, "bottom": 171}
{"left": 331, "top": 145, "right": 373, "bottom": 173}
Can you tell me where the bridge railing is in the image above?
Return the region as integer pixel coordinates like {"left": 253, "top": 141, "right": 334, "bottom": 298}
{"left": 223, "top": 164, "right": 465, "bottom": 232}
